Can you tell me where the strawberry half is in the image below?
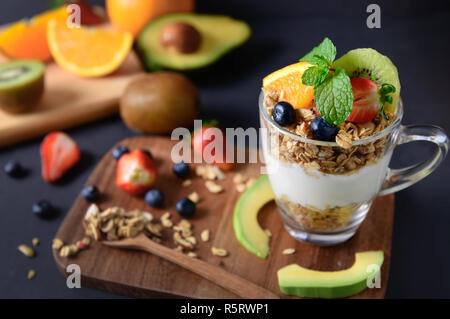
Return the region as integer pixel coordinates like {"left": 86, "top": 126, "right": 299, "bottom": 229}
{"left": 40, "top": 131, "right": 81, "bottom": 183}
{"left": 116, "top": 150, "right": 157, "bottom": 195}
{"left": 347, "top": 78, "right": 380, "bottom": 123}
{"left": 192, "top": 126, "right": 234, "bottom": 171}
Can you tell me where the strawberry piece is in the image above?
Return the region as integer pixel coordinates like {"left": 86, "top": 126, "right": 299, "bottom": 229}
{"left": 40, "top": 131, "right": 81, "bottom": 183}
{"left": 116, "top": 150, "right": 157, "bottom": 195}
{"left": 192, "top": 126, "right": 234, "bottom": 171}
{"left": 347, "top": 78, "right": 380, "bottom": 123}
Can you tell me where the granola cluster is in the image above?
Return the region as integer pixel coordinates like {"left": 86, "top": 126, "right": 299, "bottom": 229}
{"left": 279, "top": 195, "right": 355, "bottom": 231}
{"left": 263, "top": 88, "right": 395, "bottom": 175}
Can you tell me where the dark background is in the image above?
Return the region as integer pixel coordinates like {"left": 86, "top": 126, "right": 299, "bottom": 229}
{"left": 0, "top": 0, "right": 449, "bottom": 298}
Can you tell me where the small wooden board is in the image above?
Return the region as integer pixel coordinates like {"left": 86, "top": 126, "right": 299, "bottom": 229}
{"left": 0, "top": 52, "right": 144, "bottom": 148}
{"left": 54, "top": 136, "right": 394, "bottom": 299}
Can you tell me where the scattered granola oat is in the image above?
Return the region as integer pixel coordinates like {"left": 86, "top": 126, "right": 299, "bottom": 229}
{"left": 32, "top": 238, "right": 39, "bottom": 247}
{"left": 27, "top": 269, "right": 36, "bottom": 280}
{"left": 174, "top": 231, "right": 193, "bottom": 249}
{"left": 161, "top": 212, "right": 173, "bottom": 228}
{"left": 18, "top": 244, "right": 35, "bottom": 258}
{"left": 211, "top": 247, "right": 228, "bottom": 257}
{"left": 187, "top": 252, "right": 198, "bottom": 258}
{"left": 264, "top": 229, "right": 272, "bottom": 237}
{"left": 205, "top": 180, "right": 223, "bottom": 193}
{"left": 236, "top": 183, "right": 246, "bottom": 193}
{"left": 233, "top": 173, "right": 247, "bottom": 184}
{"left": 282, "top": 248, "right": 296, "bottom": 255}
{"left": 188, "top": 191, "right": 200, "bottom": 203}
{"left": 196, "top": 165, "right": 225, "bottom": 180}
{"left": 52, "top": 238, "right": 64, "bottom": 250}
{"left": 335, "top": 130, "right": 353, "bottom": 149}
{"left": 59, "top": 245, "right": 78, "bottom": 257}
{"left": 200, "top": 229, "right": 210, "bottom": 242}
{"left": 182, "top": 179, "right": 192, "bottom": 187}
{"left": 245, "top": 178, "right": 257, "bottom": 189}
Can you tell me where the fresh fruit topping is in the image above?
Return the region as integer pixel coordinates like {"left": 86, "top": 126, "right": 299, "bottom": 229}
{"left": 137, "top": 13, "right": 251, "bottom": 71}
{"left": 173, "top": 162, "right": 190, "bottom": 178}
{"left": 141, "top": 150, "right": 153, "bottom": 159}
{"left": 0, "top": 6, "right": 68, "bottom": 61}
{"left": 32, "top": 200, "right": 57, "bottom": 219}
{"left": 120, "top": 73, "right": 199, "bottom": 134}
{"left": 347, "top": 78, "right": 380, "bottom": 123}
{"left": 299, "top": 38, "right": 353, "bottom": 125}
{"left": 192, "top": 125, "right": 235, "bottom": 170}
{"left": 116, "top": 150, "right": 158, "bottom": 195}
{"left": 175, "top": 197, "right": 196, "bottom": 218}
{"left": 0, "top": 60, "right": 45, "bottom": 113}
{"left": 145, "top": 189, "right": 165, "bottom": 207}
{"left": 263, "top": 61, "right": 315, "bottom": 109}
{"left": 47, "top": 20, "right": 133, "bottom": 77}
{"left": 112, "top": 145, "right": 130, "bottom": 160}
{"left": 272, "top": 101, "right": 296, "bottom": 126}
{"left": 107, "top": 0, "right": 195, "bottom": 36}
{"left": 310, "top": 117, "right": 338, "bottom": 141}
{"left": 332, "top": 48, "right": 400, "bottom": 114}
{"left": 160, "top": 22, "right": 202, "bottom": 54}
{"left": 40, "top": 131, "right": 81, "bottom": 183}
{"left": 3, "top": 160, "right": 25, "bottom": 178}
{"left": 81, "top": 185, "right": 100, "bottom": 202}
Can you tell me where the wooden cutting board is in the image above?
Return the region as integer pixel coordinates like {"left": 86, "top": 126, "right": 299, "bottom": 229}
{"left": 0, "top": 52, "right": 144, "bottom": 148}
{"left": 53, "top": 136, "right": 394, "bottom": 299}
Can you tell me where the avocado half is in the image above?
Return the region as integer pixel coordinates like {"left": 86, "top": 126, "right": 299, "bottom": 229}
{"left": 137, "top": 13, "right": 251, "bottom": 71}
{"left": 278, "top": 251, "right": 384, "bottom": 298}
{"left": 233, "top": 174, "right": 274, "bottom": 259}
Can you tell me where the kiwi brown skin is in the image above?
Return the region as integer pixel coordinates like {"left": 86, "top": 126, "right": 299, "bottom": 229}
{"left": 0, "top": 74, "right": 44, "bottom": 113}
{"left": 120, "top": 72, "right": 199, "bottom": 134}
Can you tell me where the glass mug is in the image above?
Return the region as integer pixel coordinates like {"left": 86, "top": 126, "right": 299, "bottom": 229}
{"left": 259, "top": 91, "right": 449, "bottom": 245}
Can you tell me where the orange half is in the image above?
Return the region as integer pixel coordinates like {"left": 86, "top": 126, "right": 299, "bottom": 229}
{"left": 263, "top": 61, "right": 315, "bottom": 109}
{"left": 47, "top": 21, "right": 133, "bottom": 77}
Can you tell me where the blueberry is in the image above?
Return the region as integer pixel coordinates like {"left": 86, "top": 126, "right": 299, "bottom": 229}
{"left": 32, "top": 200, "right": 57, "bottom": 219}
{"left": 3, "top": 160, "right": 25, "bottom": 178}
{"left": 112, "top": 145, "right": 130, "bottom": 160}
{"left": 310, "top": 117, "right": 338, "bottom": 141}
{"left": 273, "top": 101, "right": 296, "bottom": 126}
{"left": 175, "top": 198, "right": 196, "bottom": 218}
{"left": 141, "top": 150, "right": 153, "bottom": 159}
{"left": 173, "top": 162, "right": 190, "bottom": 178}
{"left": 145, "top": 189, "right": 164, "bottom": 207}
{"left": 81, "top": 185, "right": 100, "bottom": 202}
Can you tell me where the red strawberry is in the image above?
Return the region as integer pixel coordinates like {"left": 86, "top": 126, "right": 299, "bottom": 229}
{"left": 347, "top": 78, "right": 380, "bottom": 123}
{"left": 40, "top": 131, "right": 81, "bottom": 183}
{"left": 116, "top": 150, "right": 157, "bottom": 195}
{"left": 66, "top": 1, "right": 105, "bottom": 26}
{"left": 192, "top": 126, "right": 234, "bottom": 171}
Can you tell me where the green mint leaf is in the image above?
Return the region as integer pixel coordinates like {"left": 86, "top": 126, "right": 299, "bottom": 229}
{"left": 314, "top": 67, "right": 353, "bottom": 125}
{"left": 301, "top": 66, "right": 329, "bottom": 86}
{"left": 300, "top": 38, "right": 336, "bottom": 66}
{"left": 377, "top": 102, "right": 389, "bottom": 121}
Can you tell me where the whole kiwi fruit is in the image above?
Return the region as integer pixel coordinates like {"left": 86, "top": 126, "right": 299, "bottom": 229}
{"left": 120, "top": 72, "right": 199, "bottom": 134}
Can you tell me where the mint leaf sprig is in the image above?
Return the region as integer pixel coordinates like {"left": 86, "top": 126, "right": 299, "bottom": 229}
{"left": 377, "top": 83, "right": 396, "bottom": 121}
{"left": 300, "top": 38, "right": 353, "bottom": 125}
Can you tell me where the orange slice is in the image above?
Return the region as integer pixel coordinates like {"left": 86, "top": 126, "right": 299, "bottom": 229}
{"left": 263, "top": 61, "right": 315, "bottom": 109}
{"left": 47, "top": 21, "right": 133, "bottom": 77}
{"left": 0, "top": 7, "right": 68, "bottom": 61}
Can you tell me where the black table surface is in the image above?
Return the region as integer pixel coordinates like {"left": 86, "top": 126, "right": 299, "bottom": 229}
{"left": 0, "top": 0, "right": 449, "bottom": 299}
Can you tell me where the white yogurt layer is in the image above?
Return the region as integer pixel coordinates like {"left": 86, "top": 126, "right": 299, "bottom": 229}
{"left": 264, "top": 150, "right": 392, "bottom": 210}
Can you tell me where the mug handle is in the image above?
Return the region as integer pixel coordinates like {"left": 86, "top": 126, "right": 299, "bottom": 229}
{"left": 379, "top": 124, "right": 449, "bottom": 196}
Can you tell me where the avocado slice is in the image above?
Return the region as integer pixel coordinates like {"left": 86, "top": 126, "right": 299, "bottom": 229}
{"left": 233, "top": 175, "right": 275, "bottom": 259}
{"left": 137, "top": 13, "right": 251, "bottom": 71}
{"left": 278, "top": 251, "right": 384, "bottom": 298}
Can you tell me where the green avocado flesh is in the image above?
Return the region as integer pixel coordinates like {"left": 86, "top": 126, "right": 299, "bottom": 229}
{"left": 138, "top": 13, "right": 251, "bottom": 71}
{"left": 233, "top": 174, "right": 274, "bottom": 259}
{"left": 332, "top": 48, "right": 400, "bottom": 114}
{"left": 278, "top": 251, "right": 384, "bottom": 298}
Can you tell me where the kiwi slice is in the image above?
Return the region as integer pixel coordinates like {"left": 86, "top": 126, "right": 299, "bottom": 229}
{"left": 332, "top": 48, "right": 400, "bottom": 113}
{"left": 0, "top": 60, "right": 45, "bottom": 113}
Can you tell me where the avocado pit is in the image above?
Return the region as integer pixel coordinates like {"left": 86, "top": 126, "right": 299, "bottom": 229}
{"left": 160, "top": 22, "right": 202, "bottom": 54}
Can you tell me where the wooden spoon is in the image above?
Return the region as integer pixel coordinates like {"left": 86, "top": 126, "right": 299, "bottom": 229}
{"left": 100, "top": 233, "right": 279, "bottom": 299}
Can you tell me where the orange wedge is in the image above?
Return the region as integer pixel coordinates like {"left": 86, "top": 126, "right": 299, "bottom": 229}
{"left": 47, "top": 21, "right": 133, "bottom": 77}
{"left": 0, "top": 7, "right": 68, "bottom": 61}
{"left": 263, "top": 61, "right": 315, "bottom": 109}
